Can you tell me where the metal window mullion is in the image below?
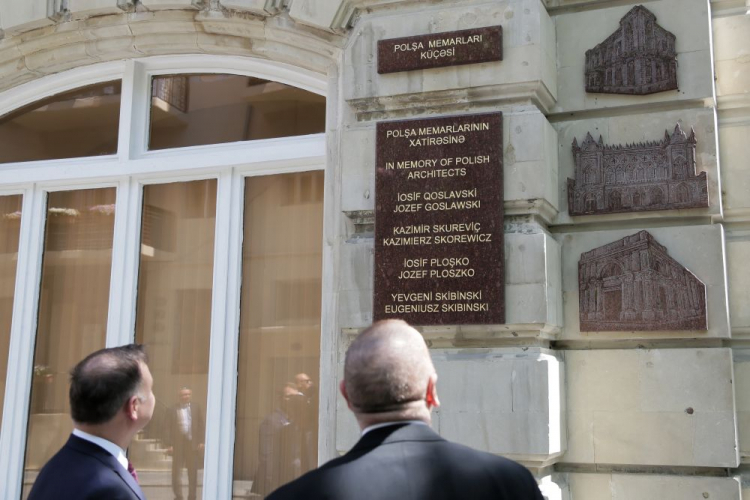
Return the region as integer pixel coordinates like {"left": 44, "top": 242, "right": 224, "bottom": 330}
{"left": 202, "top": 168, "right": 244, "bottom": 500}
{"left": 105, "top": 177, "right": 144, "bottom": 347}
{"left": 0, "top": 186, "right": 47, "bottom": 500}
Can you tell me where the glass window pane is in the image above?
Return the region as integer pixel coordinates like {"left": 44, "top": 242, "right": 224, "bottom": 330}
{"left": 149, "top": 75, "right": 325, "bottom": 151}
{"left": 0, "top": 195, "right": 22, "bottom": 428}
{"left": 134, "top": 180, "right": 217, "bottom": 500}
{"left": 0, "top": 82, "right": 121, "bottom": 164}
{"left": 23, "top": 188, "right": 116, "bottom": 496}
{"left": 233, "top": 171, "right": 324, "bottom": 498}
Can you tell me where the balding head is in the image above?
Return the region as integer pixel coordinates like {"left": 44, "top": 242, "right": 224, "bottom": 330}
{"left": 341, "top": 320, "right": 439, "bottom": 427}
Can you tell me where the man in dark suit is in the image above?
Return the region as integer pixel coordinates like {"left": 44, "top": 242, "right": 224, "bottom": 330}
{"left": 28, "top": 344, "right": 155, "bottom": 500}
{"left": 267, "top": 319, "right": 544, "bottom": 500}
{"left": 166, "top": 387, "right": 205, "bottom": 500}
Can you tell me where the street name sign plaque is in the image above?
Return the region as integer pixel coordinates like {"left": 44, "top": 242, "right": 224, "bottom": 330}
{"left": 378, "top": 26, "right": 503, "bottom": 74}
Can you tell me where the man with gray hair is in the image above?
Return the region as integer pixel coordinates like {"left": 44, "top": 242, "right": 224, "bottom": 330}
{"left": 267, "top": 319, "right": 544, "bottom": 500}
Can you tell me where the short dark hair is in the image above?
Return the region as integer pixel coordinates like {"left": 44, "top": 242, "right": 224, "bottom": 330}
{"left": 69, "top": 344, "right": 148, "bottom": 425}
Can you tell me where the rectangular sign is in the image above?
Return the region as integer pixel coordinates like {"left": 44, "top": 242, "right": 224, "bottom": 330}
{"left": 377, "top": 26, "right": 503, "bottom": 74}
{"left": 374, "top": 112, "right": 504, "bottom": 325}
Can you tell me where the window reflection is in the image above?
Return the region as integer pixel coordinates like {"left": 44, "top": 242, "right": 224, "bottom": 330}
{"left": 233, "top": 172, "right": 324, "bottom": 498}
{"left": 149, "top": 74, "right": 326, "bottom": 150}
{"left": 135, "top": 180, "right": 217, "bottom": 500}
{"left": 0, "top": 82, "right": 121, "bottom": 164}
{"left": 0, "top": 195, "right": 22, "bottom": 430}
{"left": 23, "top": 188, "right": 116, "bottom": 497}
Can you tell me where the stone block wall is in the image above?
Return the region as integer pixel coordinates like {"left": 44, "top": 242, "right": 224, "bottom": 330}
{"left": 339, "top": 5, "right": 564, "bottom": 499}
{"left": 713, "top": 0, "right": 750, "bottom": 494}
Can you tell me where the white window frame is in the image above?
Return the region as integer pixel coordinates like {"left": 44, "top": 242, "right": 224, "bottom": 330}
{"left": 0, "top": 54, "right": 330, "bottom": 500}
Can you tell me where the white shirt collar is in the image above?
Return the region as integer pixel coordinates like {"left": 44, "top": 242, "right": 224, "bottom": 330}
{"left": 361, "top": 420, "right": 428, "bottom": 436}
{"left": 73, "top": 428, "right": 129, "bottom": 471}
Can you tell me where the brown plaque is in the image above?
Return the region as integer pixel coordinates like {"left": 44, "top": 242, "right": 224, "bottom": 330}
{"left": 579, "top": 230, "right": 707, "bottom": 332}
{"left": 378, "top": 26, "right": 502, "bottom": 74}
{"left": 374, "top": 113, "right": 504, "bottom": 325}
{"left": 585, "top": 6, "right": 678, "bottom": 95}
{"left": 567, "top": 124, "right": 708, "bottom": 216}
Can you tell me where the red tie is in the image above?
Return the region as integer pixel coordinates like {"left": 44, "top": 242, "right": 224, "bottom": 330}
{"left": 127, "top": 461, "right": 139, "bottom": 483}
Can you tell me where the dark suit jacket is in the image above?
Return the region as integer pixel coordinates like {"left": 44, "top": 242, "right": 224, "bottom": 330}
{"left": 27, "top": 434, "right": 145, "bottom": 500}
{"left": 266, "top": 423, "right": 545, "bottom": 500}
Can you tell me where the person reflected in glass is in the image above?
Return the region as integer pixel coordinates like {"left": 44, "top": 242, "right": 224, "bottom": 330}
{"left": 293, "top": 373, "right": 317, "bottom": 472}
{"left": 166, "top": 387, "right": 205, "bottom": 500}
{"left": 253, "top": 383, "right": 306, "bottom": 497}
{"left": 294, "top": 373, "right": 313, "bottom": 399}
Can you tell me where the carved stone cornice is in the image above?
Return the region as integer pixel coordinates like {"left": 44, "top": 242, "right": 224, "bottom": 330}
{"left": 0, "top": 8, "right": 344, "bottom": 93}
{"left": 347, "top": 81, "right": 557, "bottom": 121}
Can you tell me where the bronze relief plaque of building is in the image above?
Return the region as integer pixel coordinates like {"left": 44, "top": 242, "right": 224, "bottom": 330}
{"left": 374, "top": 113, "right": 504, "bottom": 325}
{"left": 579, "top": 230, "right": 707, "bottom": 332}
{"left": 585, "top": 5, "right": 677, "bottom": 95}
{"left": 378, "top": 26, "right": 502, "bottom": 74}
{"left": 567, "top": 124, "right": 708, "bottom": 216}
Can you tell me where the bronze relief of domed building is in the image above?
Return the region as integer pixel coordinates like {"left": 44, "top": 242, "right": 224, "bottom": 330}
{"left": 585, "top": 5, "right": 678, "bottom": 95}
{"left": 567, "top": 124, "right": 708, "bottom": 216}
{"left": 579, "top": 231, "right": 707, "bottom": 332}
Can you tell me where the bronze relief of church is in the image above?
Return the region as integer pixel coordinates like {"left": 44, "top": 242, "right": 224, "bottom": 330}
{"left": 567, "top": 124, "right": 708, "bottom": 216}
{"left": 585, "top": 5, "right": 677, "bottom": 95}
{"left": 579, "top": 231, "right": 707, "bottom": 332}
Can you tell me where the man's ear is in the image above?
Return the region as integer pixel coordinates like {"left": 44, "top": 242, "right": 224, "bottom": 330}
{"left": 425, "top": 373, "right": 440, "bottom": 410}
{"left": 339, "top": 380, "right": 354, "bottom": 411}
{"left": 125, "top": 395, "right": 139, "bottom": 421}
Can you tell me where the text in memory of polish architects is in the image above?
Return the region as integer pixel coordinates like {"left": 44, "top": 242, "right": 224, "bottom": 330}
{"left": 377, "top": 26, "right": 502, "bottom": 74}
{"left": 374, "top": 112, "right": 504, "bottom": 325}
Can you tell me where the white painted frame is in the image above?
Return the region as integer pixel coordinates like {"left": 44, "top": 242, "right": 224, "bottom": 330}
{"left": 0, "top": 54, "right": 329, "bottom": 500}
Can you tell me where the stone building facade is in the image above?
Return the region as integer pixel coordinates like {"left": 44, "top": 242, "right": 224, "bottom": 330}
{"left": 0, "top": 1, "right": 747, "bottom": 500}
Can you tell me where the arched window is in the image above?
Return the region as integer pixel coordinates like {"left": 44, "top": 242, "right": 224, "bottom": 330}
{"left": 584, "top": 166, "right": 597, "bottom": 184}
{"left": 584, "top": 192, "right": 598, "bottom": 212}
{"left": 635, "top": 167, "right": 644, "bottom": 182}
{"left": 608, "top": 190, "right": 622, "bottom": 210}
{"left": 0, "top": 82, "right": 122, "bottom": 163}
{"left": 627, "top": 60, "right": 635, "bottom": 86}
{"left": 605, "top": 168, "right": 615, "bottom": 183}
{"left": 0, "top": 57, "right": 328, "bottom": 499}
{"left": 673, "top": 156, "right": 687, "bottom": 180}
{"left": 633, "top": 191, "right": 641, "bottom": 207}
{"left": 675, "top": 183, "right": 691, "bottom": 203}
{"left": 625, "top": 164, "right": 635, "bottom": 182}
{"left": 601, "top": 261, "right": 623, "bottom": 279}
{"left": 650, "top": 187, "right": 665, "bottom": 205}
{"left": 149, "top": 74, "right": 325, "bottom": 150}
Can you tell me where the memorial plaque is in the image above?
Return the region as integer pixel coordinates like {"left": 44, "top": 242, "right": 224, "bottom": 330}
{"left": 585, "top": 6, "right": 678, "bottom": 95}
{"left": 378, "top": 26, "right": 502, "bottom": 74}
{"left": 578, "top": 231, "right": 707, "bottom": 331}
{"left": 374, "top": 112, "right": 504, "bottom": 325}
{"left": 567, "top": 124, "right": 708, "bottom": 216}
